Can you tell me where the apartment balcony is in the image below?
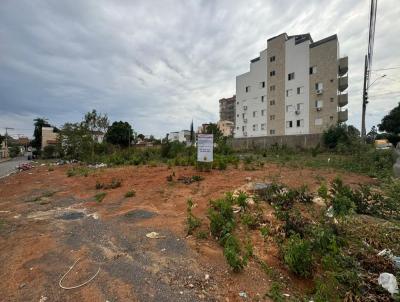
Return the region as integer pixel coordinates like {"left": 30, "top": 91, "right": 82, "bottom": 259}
{"left": 338, "top": 76, "right": 348, "bottom": 92}
{"left": 338, "top": 56, "right": 348, "bottom": 76}
{"left": 338, "top": 93, "right": 348, "bottom": 107}
{"left": 338, "top": 109, "right": 348, "bottom": 122}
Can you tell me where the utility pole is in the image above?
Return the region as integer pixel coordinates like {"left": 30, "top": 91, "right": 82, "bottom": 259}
{"left": 5, "top": 127, "right": 14, "bottom": 158}
{"left": 361, "top": 0, "right": 377, "bottom": 139}
{"left": 361, "top": 55, "right": 368, "bottom": 137}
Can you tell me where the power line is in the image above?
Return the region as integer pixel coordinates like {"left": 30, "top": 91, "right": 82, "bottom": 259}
{"left": 371, "top": 66, "right": 400, "bottom": 72}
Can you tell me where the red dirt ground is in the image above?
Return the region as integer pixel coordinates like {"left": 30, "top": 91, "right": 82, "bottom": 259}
{"left": 0, "top": 163, "right": 374, "bottom": 301}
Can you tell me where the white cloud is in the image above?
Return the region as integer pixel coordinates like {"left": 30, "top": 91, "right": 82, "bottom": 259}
{"left": 0, "top": 0, "right": 399, "bottom": 138}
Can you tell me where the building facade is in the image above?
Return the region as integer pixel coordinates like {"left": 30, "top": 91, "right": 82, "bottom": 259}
{"left": 168, "top": 130, "right": 191, "bottom": 145}
{"left": 41, "top": 127, "right": 58, "bottom": 150}
{"left": 219, "top": 95, "right": 236, "bottom": 123}
{"left": 235, "top": 33, "right": 348, "bottom": 138}
{"left": 217, "top": 120, "right": 234, "bottom": 137}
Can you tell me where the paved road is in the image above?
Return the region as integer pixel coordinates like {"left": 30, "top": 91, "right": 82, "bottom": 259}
{"left": 0, "top": 157, "right": 30, "bottom": 179}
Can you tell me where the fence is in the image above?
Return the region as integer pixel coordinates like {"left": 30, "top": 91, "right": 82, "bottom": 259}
{"left": 230, "top": 134, "right": 323, "bottom": 150}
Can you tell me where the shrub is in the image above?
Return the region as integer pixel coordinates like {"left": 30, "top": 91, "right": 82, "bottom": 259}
{"left": 260, "top": 226, "right": 270, "bottom": 238}
{"left": 241, "top": 213, "right": 258, "bottom": 229}
{"left": 317, "top": 183, "right": 329, "bottom": 201}
{"left": 236, "top": 191, "right": 248, "bottom": 209}
{"left": 125, "top": 190, "right": 136, "bottom": 197}
{"left": 96, "top": 178, "right": 122, "bottom": 190}
{"left": 331, "top": 194, "right": 355, "bottom": 217}
{"left": 94, "top": 192, "right": 106, "bottom": 203}
{"left": 43, "top": 145, "right": 57, "bottom": 159}
{"left": 187, "top": 198, "right": 201, "bottom": 235}
{"left": 67, "top": 166, "right": 90, "bottom": 177}
{"left": 208, "top": 196, "right": 235, "bottom": 240}
{"left": 283, "top": 234, "right": 313, "bottom": 277}
{"left": 223, "top": 234, "right": 246, "bottom": 272}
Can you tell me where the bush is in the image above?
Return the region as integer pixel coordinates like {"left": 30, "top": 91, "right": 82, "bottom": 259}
{"left": 187, "top": 198, "right": 201, "bottom": 235}
{"left": 42, "top": 145, "right": 57, "bottom": 159}
{"left": 124, "top": 190, "right": 136, "bottom": 198}
{"left": 283, "top": 234, "right": 313, "bottom": 277}
{"left": 208, "top": 195, "right": 235, "bottom": 240}
{"left": 223, "top": 234, "right": 246, "bottom": 272}
{"left": 94, "top": 192, "right": 106, "bottom": 203}
{"left": 331, "top": 194, "right": 355, "bottom": 217}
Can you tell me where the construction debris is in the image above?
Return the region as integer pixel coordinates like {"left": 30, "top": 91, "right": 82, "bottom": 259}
{"left": 378, "top": 273, "right": 398, "bottom": 295}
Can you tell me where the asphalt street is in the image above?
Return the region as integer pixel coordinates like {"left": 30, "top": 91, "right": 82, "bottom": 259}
{"left": 0, "top": 157, "right": 30, "bottom": 179}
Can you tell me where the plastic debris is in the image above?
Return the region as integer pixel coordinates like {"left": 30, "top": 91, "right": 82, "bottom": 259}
{"left": 239, "top": 291, "right": 247, "bottom": 298}
{"left": 378, "top": 273, "right": 398, "bottom": 295}
{"left": 377, "top": 249, "right": 400, "bottom": 269}
{"left": 325, "top": 206, "right": 334, "bottom": 218}
{"left": 146, "top": 232, "right": 165, "bottom": 239}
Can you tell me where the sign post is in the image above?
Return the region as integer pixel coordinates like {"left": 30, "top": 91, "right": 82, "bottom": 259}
{"left": 197, "top": 134, "right": 213, "bottom": 163}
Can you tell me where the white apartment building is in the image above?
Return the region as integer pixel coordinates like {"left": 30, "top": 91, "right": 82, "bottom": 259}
{"left": 235, "top": 33, "right": 348, "bottom": 138}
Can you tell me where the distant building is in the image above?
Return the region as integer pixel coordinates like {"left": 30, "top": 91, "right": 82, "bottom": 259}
{"left": 0, "top": 141, "right": 7, "bottom": 159}
{"left": 168, "top": 130, "right": 192, "bottom": 145}
{"left": 235, "top": 32, "right": 348, "bottom": 138}
{"left": 217, "top": 120, "right": 234, "bottom": 137}
{"left": 197, "top": 123, "right": 211, "bottom": 134}
{"left": 41, "top": 127, "right": 58, "bottom": 150}
{"left": 219, "top": 95, "right": 236, "bottom": 123}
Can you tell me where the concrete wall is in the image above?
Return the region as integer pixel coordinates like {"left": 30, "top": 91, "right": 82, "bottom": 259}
{"left": 267, "top": 34, "right": 287, "bottom": 136}
{"left": 231, "top": 133, "right": 322, "bottom": 150}
{"left": 235, "top": 49, "right": 268, "bottom": 138}
{"left": 309, "top": 37, "right": 339, "bottom": 133}
{"left": 285, "top": 37, "right": 310, "bottom": 135}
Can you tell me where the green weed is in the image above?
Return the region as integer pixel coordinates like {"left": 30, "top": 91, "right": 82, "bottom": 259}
{"left": 94, "top": 192, "right": 106, "bottom": 203}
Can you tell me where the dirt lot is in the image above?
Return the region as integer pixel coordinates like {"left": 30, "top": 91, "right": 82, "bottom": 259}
{"left": 0, "top": 163, "right": 374, "bottom": 301}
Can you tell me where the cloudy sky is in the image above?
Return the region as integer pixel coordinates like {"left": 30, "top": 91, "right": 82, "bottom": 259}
{"left": 1, "top": 0, "right": 399, "bottom": 138}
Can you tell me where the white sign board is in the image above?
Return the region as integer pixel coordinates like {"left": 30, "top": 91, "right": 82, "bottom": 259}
{"left": 197, "top": 134, "right": 213, "bottom": 162}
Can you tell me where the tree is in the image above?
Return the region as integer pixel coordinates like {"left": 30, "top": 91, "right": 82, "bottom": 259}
{"left": 57, "top": 122, "right": 92, "bottom": 160}
{"left": 190, "top": 120, "right": 194, "bottom": 145}
{"left": 366, "top": 126, "right": 378, "bottom": 144}
{"left": 32, "top": 118, "right": 51, "bottom": 150}
{"left": 204, "top": 123, "right": 223, "bottom": 143}
{"left": 379, "top": 103, "right": 400, "bottom": 135}
{"left": 0, "top": 134, "right": 4, "bottom": 145}
{"left": 137, "top": 134, "right": 145, "bottom": 140}
{"left": 322, "top": 124, "right": 360, "bottom": 149}
{"left": 82, "top": 109, "right": 109, "bottom": 159}
{"left": 105, "top": 121, "right": 134, "bottom": 147}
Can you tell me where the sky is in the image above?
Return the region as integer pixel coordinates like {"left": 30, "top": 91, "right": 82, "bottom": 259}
{"left": 0, "top": 0, "right": 399, "bottom": 139}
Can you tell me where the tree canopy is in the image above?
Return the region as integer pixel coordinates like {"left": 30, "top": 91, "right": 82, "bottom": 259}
{"left": 32, "top": 117, "right": 51, "bottom": 150}
{"left": 105, "top": 121, "right": 134, "bottom": 147}
{"left": 379, "top": 102, "right": 400, "bottom": 134}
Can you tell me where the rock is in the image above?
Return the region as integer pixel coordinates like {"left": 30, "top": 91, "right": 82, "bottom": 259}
{"left": 39, "top": 296, "right": 48, "bottom": 302}
{"left": 239, "top": 291, "right": 247, "bottom": 298}
{"left": 245, "top": 177, "right": 252, "bottom": 182}
{"left": 205, "top": 274, "right": 210, "bottom": 280}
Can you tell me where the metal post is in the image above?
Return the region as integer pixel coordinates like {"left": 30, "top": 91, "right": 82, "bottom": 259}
{"left": 361, "top": 55, "right": 368, "bottom": 139}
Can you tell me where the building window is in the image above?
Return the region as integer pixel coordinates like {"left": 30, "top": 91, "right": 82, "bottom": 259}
{"left": 315, "top": 118, "right": 323, "bottom": 126}
{"left": 296, "top": 103, "right": 304, "bottom": 111}
{"left": 288, "top": 72, "right": 295, "bottom": 80}
{"left": 261, "top": 95, "right": 265, "bottom": 102}
{"left": 270, "top": 56, "right": 275, "bottom": 62}
{"left": 309, "top": 66, "right": 317, "bottom": 74}
{"left": 270, "top": 100, "right": 275, "bottom": 105}
{"left": 237, "top": 114, "right": 239, "bottom": 117}
{"left": 245, "top": 86, "right": 250, "bottom": 92}
{"left": 236, "top": 127, "right": 239, "bottom": 130}
{"left": 270, "top": 115, "right": 275, "bottom": 121}
{"left": 270, "top": 70, "right": 276, "bottom": 77}
{"left": 297, "top": 86, "right": 304, "bottom": 94}
{"left": 237, "top": 101, "right": 239, "bottom": 104}
{"left": 261, "top": 109, "right": 265, "bottom": 116}
{"left": 261, "top": 123, "right": 266, "bottom": 130}
{"left": 242, "top": 126, "right": 246, "bottom": 131}
{"left": 253, "top": 111, "right": 257, "bottom": 117}
{"left": 286, "top": 105, "right": 293, "bottom": 112}
{"left": 330, "top": 116, "right": 334, "bottom": 121}
{"left": 286, "top": 121, "right": 293, "bottom": 128}
{"left": 296, "top": 119, "right": 304, "bottom": 127}
{"left": 315, "top": 100, "right": 323, "bottom": 109}
{"left": 270, "top": 129, "right": 275, "bottom": 135}
{"left": 315, "top": 82, "right": 323, "bottom": 91}
{"left": 330, "top": 97, "right": 334, "bottom": 102}
{"left": 259, "top": 81, "right": 265, "bottom": 88}
{"left": 270, "top": 85, "right": 276, "bottom": 91}
{"left": 286, "top": 89, "right": 293, "bottom": 97}
{"left": 243, "top": 105, "right": 247, "bottom": 110}
{"left": 253, "top": 124, "right": 258, "bottom": 131}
